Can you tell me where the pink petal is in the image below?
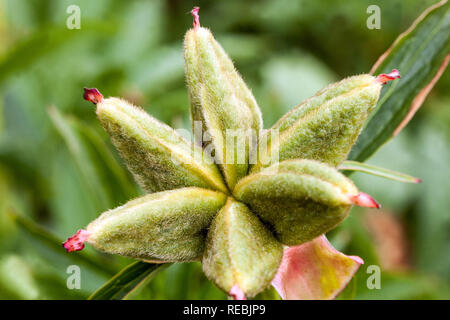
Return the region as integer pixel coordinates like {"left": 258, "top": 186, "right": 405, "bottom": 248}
{"left": 272, "top": 235, "right": 363, "bottom": 300}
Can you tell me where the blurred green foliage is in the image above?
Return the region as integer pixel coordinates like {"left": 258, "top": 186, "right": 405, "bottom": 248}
{"left": 0, "top": 0, "right": 448, "bottom": 299}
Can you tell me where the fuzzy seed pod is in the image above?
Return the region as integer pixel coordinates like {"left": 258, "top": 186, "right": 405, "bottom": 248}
{"left": 184, "top": 9, "right": 263, "bottom": 190}
{"left": 65, "top": 188, "right": 227, "bottom": 262}
{"left": 93, "top": 94, "right": 228, "bottom": 194}
{"left": 202, "top": 198, "right": 283, "bottom": 298}
{"left": 70, "top": 10, "right": 400, "bottom": 300}
{"left": 235, "top": 159, "right": 379, "bottom": 246}
{"left": 251, "top": 73, "right": 398, "bottom": 172}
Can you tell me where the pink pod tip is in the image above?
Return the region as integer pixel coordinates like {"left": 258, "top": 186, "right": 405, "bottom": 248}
{"left": 349, "top": 192, "right": 381, "bottom": 209}
{"left": 191, "top": 7, "right": 200, "bottom": 29}
{"left": 376, "top": 69, "right": 401, "bottom": 84}
{"left": 63, "top": 229, "right": 90, "bottom": 252}
{"left": 229, "top": 284, "right": 246, "bottom": 300}
{"left": 83, "top": 88, "right": 103, "bottom": 105}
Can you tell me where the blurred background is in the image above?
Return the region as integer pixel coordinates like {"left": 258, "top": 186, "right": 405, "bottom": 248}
{"left": 0, "top": 0, "right": 449, "bottom": 299}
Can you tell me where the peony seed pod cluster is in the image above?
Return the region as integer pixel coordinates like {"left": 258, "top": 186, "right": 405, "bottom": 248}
{"left": 65, "top": 7, "right": 401, "bottom": 300}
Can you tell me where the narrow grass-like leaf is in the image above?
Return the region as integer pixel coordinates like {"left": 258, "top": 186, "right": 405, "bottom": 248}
{"left": 49, "top": 107, "right": 137, "bottom": 212}
{"left": 349, "top": 0, "right": 450, "bottom": 162}
{"left": 89, "top": 261, "right": 170, "bottom": 300}
{"left": 339, "top": 160, "right": 421, "bottom": 184}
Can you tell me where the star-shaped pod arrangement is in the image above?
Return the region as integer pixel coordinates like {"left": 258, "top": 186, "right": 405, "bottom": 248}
{"left": 64, "top": 7, "right": 402, "bottom": 300}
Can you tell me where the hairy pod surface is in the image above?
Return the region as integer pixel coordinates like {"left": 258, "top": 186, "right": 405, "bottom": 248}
{"left": 86, "top": 188, "right": 227, "bottom": 262}
{"left": 235, "top": 160, "right": 358, "bottom": 246}
{"left": 184, "top": 26, "right": 263, "bottom": 190}
{"left": 251, "top": 75, "right": 382, "bottom": 172}
{"left": 202, "top": 198, "right": 283, "bottom": 298}
{"left": 96, "top": 97, "right": 228, "bottom": 193}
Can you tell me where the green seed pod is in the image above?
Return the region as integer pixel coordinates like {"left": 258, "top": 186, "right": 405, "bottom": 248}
{"left": 67, "top": 188, "right": 227, "bottom": 262}
{"left": 202, "top": 198, "right": 283, "bottom": 298}
{"left": 251, "top": 74, "right": 384, "bottom": 173}
{"left": 235, "top": 159, "right": 378, "bottom": 246}
{"left": 94, "top": 94, "right": 228, "bottom": 194}
{"left": 184, "top": 9, "right": 263, "bottom": 190}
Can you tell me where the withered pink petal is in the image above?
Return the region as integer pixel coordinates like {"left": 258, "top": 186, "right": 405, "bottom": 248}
{"left": 272, "top": 235, "right": 363, "bottom": 300}
{"left": 191, "top": 7, "right": 200, "bottom": 29}
{"left": 350, "top": 192, "right": 381, "bottom": 209}
{"left": 83, "top": 88, "right": 104, "bottom": 105}
{"left": 376, "top": 69, "right": 401, "bottom": 84}
{"left": 63, "top": 229, "right": 90, "bottom": 252}
{"left": 229, "top": 284, "right": 246, "bottom": 300}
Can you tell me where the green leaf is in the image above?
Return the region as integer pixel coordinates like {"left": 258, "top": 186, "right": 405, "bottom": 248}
{"left": 49, "top": 107, "right": 138, "bottom": 212}
{"left": 349, "top": 0, "right": 450, "bottom": 162}
{"left": 9, "top": 211, "right": 117, "bottom": 276}
{"left": 339, "top": 160, "right": 421, "bottom": 184}
{"left": 336, "top": 276, "right": 357, "bottom": 300}
{"left": 355, "top": 271, "right": 446, "bottom": 300}
{"left": 89, "top": 261, "right": 170, "bottom": 300}
{"left": 252, "top": 286, "right": 282, "bottom": 300}
{"left": 0, "top": 22, "right": 116, "bottom": 85}
{"left": 0, "top": 255, "right": 40, "bottom": 299}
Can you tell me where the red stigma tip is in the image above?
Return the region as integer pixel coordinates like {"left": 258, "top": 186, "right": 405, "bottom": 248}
{"left": 376, "top": 69, "right": 401, "bottom": 84}
{"left": 191, "top": 7, "right": 200, "bottom": 29}
{"left": 350, "top": 192, "right": 381, "bottom": 209}
{"left": 63, "top": 229, "right": 90, "bottom": 252}
{"left": 83, "top": 88, "right": 103, "bottom": 105}
{"left": 229, "top": 284, "right": 246, "bottom": 300}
